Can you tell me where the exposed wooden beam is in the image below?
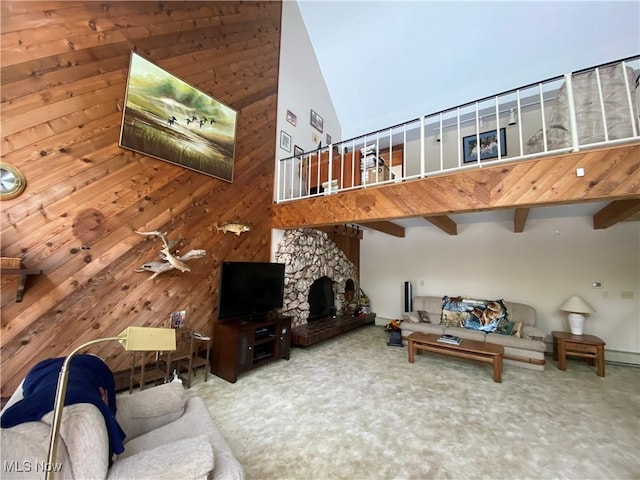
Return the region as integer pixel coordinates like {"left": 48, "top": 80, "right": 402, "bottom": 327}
{"left": 593, "top": 199, "right": 640, "bottom": 229}
{"left": 424, "top": 215, "right": 457, "bottom": 235}
{"left": 514, "top": 208, "right": 529, "bottom": 233}
{"left": 358, "top": 221, "right": 405, "bottom": 238}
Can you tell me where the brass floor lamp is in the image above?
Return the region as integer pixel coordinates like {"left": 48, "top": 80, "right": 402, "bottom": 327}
{"left": 45, "top": 326, "right": 176, "bottom": 480}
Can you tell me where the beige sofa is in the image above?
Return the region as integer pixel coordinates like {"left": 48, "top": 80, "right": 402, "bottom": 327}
{"left": 401, "top": 295, "right": 546, "bottom": 371}
{"left": 1, "top": 382, "right": 244, "bottom": 479}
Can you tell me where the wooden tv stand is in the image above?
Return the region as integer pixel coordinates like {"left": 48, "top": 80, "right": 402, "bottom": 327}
{"left": 212, "top": 315, "right": 291, "bottom": 383}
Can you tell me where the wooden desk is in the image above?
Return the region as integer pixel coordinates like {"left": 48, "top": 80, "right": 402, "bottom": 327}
{"left": 302, "top": 150, "right": 360, "bottom": 192}
{"left": 301, "top": 145, "right": 404, "bottom": 193}
{"left": 552, "top": 331, "right": 605, "bottom": 377}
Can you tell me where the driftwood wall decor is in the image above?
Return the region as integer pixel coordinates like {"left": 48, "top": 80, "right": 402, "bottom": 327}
{"left": 134, "top": 230, "right": 207, "bottom": 279}
{"left": 0, "top": 1, "right": 282, "bottom": 399}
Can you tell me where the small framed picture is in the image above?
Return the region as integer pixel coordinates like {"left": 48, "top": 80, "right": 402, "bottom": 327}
{"left": 286, "top": 110, "right": 297, "bottom": 127}
{"left": 310, "top": 109, "right": 323, "bottom": 133}
{"left": 294, "top": 145, "right": 304, "bottom": 158}
{"left": 463, "top": 128, "right": 507, "bottom": 163}
{"left": 170, "top": 310, "right": 186, "bottom": 329}
{"left": 280, "top": 130, "right": 292, "bottom": 152}
{"left": 326, "top": 133, "right": 332, "bottom": 145}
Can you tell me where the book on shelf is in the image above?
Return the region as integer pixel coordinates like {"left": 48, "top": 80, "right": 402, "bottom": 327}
{"left": 437, "top": 334, "right": 462, "bottom": 345}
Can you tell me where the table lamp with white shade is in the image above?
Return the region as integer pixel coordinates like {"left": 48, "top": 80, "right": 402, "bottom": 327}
{"left": 46, "top": 326, "right": 176, "bottom": 480}
{"left": 559, "top": 295, "right": 595, "bottom": 335}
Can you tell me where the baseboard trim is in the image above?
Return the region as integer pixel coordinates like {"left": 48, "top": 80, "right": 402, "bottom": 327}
{"left": 543, "top": 347, "right": 640, "bottom": 367}
{"left": 603, "top": 349, "right": 640, "bottom": 366}
{"left": 375, "top": 317, "right": 392, "bottom": 326}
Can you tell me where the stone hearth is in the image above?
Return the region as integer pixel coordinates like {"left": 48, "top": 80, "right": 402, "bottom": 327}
{"left": 275, "top": 228, "right": 358, "bottom": 327}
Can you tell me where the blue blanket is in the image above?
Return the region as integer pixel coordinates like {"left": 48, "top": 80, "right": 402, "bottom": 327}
{"left": 1, "top": 354, "right": 126, "bottom": 465}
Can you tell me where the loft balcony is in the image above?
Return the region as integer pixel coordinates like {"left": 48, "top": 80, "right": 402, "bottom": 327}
{"left": 273, "top": 56, "right": 640, "bottom": 236}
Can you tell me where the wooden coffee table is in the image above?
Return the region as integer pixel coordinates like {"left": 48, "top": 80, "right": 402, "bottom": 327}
{"left": 407, "top": 332, "right": 504, "bottom": 383}
{"left": 552, "top": 331, "right": 605, "bottom": 377}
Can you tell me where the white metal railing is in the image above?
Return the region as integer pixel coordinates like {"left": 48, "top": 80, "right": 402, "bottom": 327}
{"left": 276, "top": 55, "right": 640, "bottom": 203}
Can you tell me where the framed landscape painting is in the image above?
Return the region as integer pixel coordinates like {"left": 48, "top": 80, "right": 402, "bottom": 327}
{"left": 119, "top": 52, "right": 237, "bottom": 182}
{"left": 463, "top": 128, "right": 506, "bottom": 163}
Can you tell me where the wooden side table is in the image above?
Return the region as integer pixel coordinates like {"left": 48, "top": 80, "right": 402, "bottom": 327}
{"left": 552, "top": 331, "right": 606, "bottom": 377}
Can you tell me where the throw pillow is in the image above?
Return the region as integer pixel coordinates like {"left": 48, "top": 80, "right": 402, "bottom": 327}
{"left": 511, "top": 321, "right": 522, "bottom": 337}
{"left": 496, "top": 317, "right": 515, "bottom": 335}
{"left": 402, "top": 313, "right": 420, "bottom": 323}
{"left": 417, "top": 310, "right": 430, "bottom": 323}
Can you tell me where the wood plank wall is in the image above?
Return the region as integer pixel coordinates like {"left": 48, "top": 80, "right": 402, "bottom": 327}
{"left": 0, "top": 1, "right": 282, "bottom": 398}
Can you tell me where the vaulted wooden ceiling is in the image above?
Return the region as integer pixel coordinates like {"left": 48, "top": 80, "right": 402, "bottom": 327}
{"left": 273, "top": 142, "right": 640, "bottom": 237}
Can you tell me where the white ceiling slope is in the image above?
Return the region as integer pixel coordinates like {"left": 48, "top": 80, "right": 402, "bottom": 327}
{"left": 297, "top": 0, "right": 640, "bottom": 140}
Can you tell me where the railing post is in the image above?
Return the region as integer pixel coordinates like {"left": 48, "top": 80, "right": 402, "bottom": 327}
{"left": 375, "top": 132, "right": 380, "bottom": 183}
{"left": 594, "top": 68, "right": 609, "bottom": 142}
{"left": 516, "top": 90, "right": 524, "bottom": 157}
{"left": 474, "top": 102, "right": 481, "bottom": 165}
{"left": 351, "top": 138, "right": 356, "bottom": 187}
{"left": 306, "top": 153, "right": 311, "bottom": 197}
{"left": 291, "top": 156, "right": 297, "bottom": 200}
{"left": 328, "top": 147, "right": 333, "bottom": 194}
{"left": 339, "top": 144, "right": 345, "bottom": 190}
{"left": 438, "top": 113, "right": 444, "bottom": 171}
{"left": 495, "top": 97, "right": 502, "bottom": 160}
{"left": 564, "top": 73, "right": 580, "bottom": 152}
{"left": 621, "top": 60, "right": 638, "bottom": 137}
{"left": 275, "top": 154, "right": 281, "bottom": 203}
{"left": 420, "top": 115, "right": 425, "bottom": 177}
{"left": 456, "top": 107, "right": 461, "bottom": 166}
{"left": 402, "top": 124, "right": 407, "bottom": 181}
{"left": 538, "top": 83, "right": 548, "bottom": 152}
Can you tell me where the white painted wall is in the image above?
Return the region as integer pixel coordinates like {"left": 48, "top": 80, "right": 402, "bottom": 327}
{"left": 360, "top": 217, "right": 640, "bottom": 363}
{"left": 276, "top": 1, "right": 341, "bottom": 201}
{"left": 277, "top": 1, "right": 340, "bottom": 155}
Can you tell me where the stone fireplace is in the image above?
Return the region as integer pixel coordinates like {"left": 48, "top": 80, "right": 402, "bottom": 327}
{"left": 275, "top": 228, "right": 358, "bottom": 327}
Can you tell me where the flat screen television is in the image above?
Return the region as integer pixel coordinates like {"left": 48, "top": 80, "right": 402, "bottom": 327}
{"left": 217, "top": 261, "right": 286, "bottom": 320}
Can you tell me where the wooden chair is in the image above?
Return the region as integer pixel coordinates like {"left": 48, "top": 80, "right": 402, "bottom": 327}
{"left": 163, "top": 328, "right": 211, "bottom": 388}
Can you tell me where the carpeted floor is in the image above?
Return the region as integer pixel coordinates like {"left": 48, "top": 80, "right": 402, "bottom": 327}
{"left": 187, "top": 325, "right": 640, "bottom": 480}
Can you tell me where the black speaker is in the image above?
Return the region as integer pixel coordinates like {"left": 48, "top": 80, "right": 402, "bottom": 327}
{"left": 404, "top": 281, "right": 412, "bottom": 312}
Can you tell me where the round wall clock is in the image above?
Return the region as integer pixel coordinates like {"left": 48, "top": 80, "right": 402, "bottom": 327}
{"left": 0, "top": 162, "right": 26, "bottom": 200}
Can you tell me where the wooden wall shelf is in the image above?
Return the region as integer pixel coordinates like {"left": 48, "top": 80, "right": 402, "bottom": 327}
{"left": 0, "top": 268, "right": 43, "bottom": 302}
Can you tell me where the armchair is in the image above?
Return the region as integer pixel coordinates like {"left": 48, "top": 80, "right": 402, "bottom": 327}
{"left": 1, "top": 382, "right": 244, "bottom": 479}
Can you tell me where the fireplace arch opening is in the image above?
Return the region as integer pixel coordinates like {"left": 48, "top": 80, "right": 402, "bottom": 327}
{"left": 308, "top": 276, "right": 335, "bottom": 321}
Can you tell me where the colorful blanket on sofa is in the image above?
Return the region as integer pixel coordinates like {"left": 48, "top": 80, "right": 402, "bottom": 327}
{"left": 0, "top": 354, "right": 126, "bottom": 465}
{"left": 441, "top": 296, "right": 508, "bottom": 332}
